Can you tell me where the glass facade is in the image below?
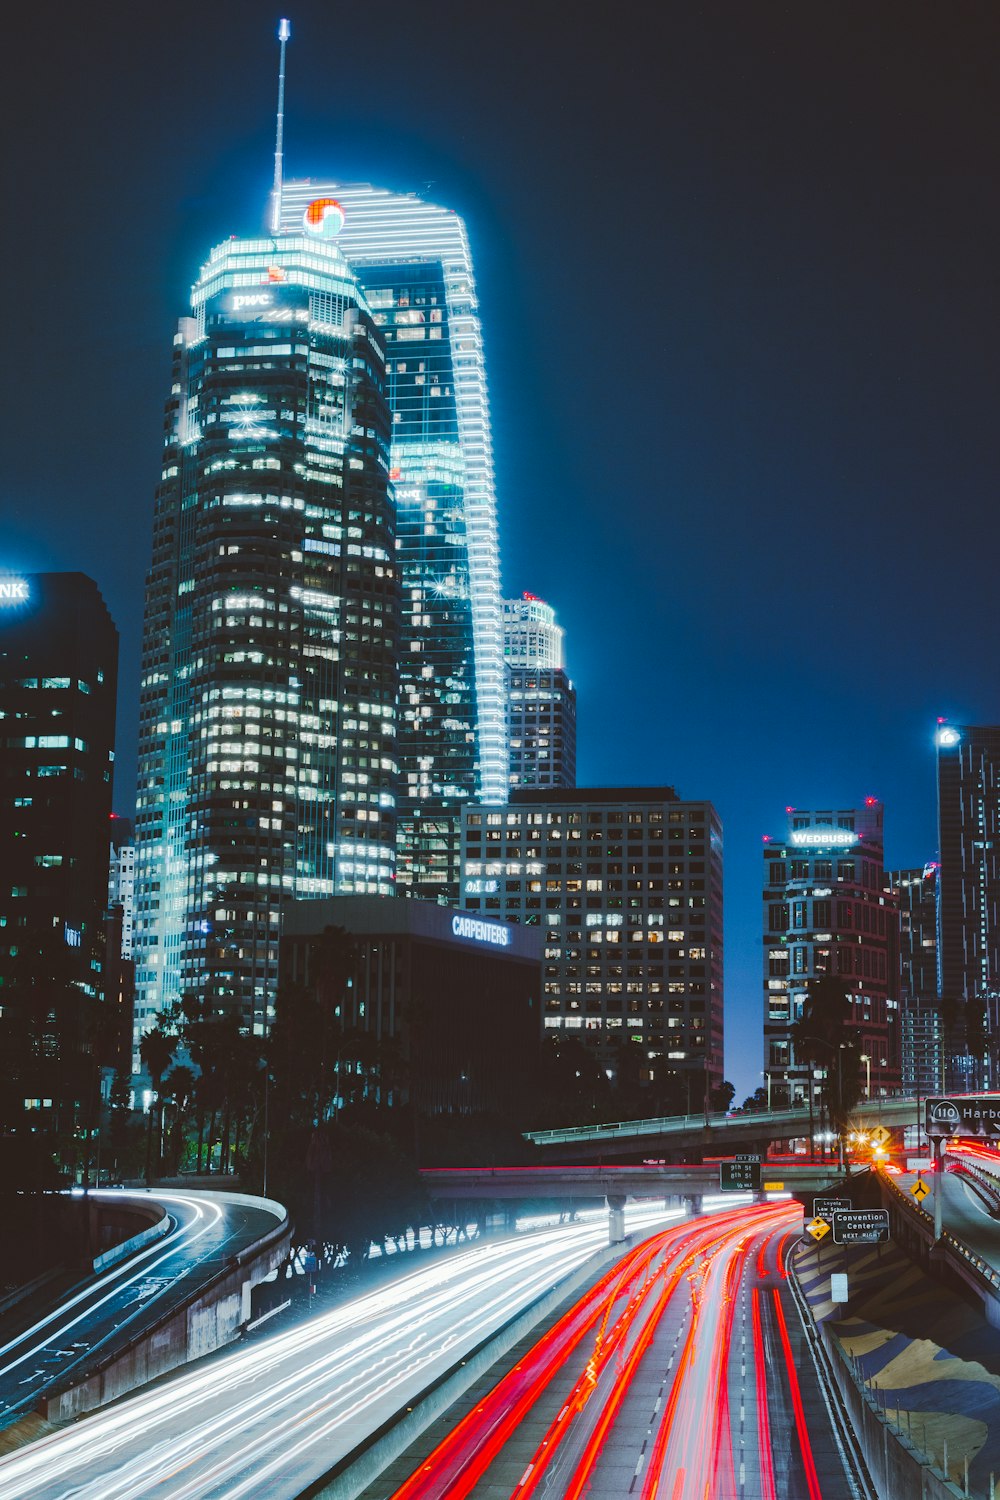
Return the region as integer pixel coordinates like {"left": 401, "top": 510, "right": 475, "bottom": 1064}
{"left": 279, "top": 183, "right": 506, "bottom": 900}
{"left": 504, "top": 595, "right": 576, "bottom": 790}
{"left": 935, "top": 722, "right": 1000, "bottom": 1087}
{"left": 134, "top": 232, "right": 398, "bottom": 1042}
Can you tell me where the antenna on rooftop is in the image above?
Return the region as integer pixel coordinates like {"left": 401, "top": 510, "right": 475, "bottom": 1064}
{"left": 270, "top": 19, "right": 291, "bottom": 236}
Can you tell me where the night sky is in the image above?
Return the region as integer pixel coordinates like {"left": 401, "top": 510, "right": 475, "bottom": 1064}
{"left": 3, "top": 2, "right": 998, "bottom": 1101}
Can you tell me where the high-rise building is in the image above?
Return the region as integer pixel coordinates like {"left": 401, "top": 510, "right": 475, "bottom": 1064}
{"left": 106, "top": 815, "right": 136, "bottom": 1076}
{"left": 460, "top": 788, "right": 724, "bottom": 1093}
{"left": 935, "top": 722, "right": 1000, "bottom": 1080}
{"left": 133, "top": 215, "right": 399, "bottom": 1042}
{"left": 109, "top": 814, "right": 136, "bottom": 962}
{"left": 504, "top": 594, "right": 577, "bottom": 790}
{"left": 279, "top": 183, "right": 506, "bottom": 900}
{"left": 763, "top": 800, "right": 900, "bottom": 1108}
{"left": 0, "top": 572, "right": 118, "bottom": 1134}
{"left": 889, "top": 863, "right": 942, "bottom": 1097}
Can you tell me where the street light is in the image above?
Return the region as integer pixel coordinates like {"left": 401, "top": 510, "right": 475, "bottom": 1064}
{"left": 860, "top": 1053, "right": 871, "bottom": 1100}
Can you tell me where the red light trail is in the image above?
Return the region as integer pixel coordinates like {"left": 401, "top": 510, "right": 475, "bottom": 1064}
{"left": 386, "top": 1201, "right": 822, "bottom": 1500}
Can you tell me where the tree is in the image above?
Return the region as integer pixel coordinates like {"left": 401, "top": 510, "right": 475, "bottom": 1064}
{"left": 140, "top": 1024, "right": 177, "bottom": 1183}
{"left": 532, "top": 1035, "right": 611, "bottom": 1128}
{"left": 162, "top": 1065, "right": 197, "bottom": 1174}
{"left": 710, "top": 1080, "right": 736, "bottom": 1113}
{"left": 792, "top": 975, "right": 863, "bottom": 1145}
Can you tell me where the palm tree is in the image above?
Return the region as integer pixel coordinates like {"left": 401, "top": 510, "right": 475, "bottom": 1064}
{"left": 162, "top": 1065, "right": 197, "bottom": 1174}
{"left": 140, "top": 1025, "right": 177, "bottom": 1183}
{"left": 792, "top": 974, "right": 863, "bottom": 1156}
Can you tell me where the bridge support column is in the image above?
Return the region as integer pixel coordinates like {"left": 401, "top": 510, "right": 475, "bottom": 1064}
{"left": 607, "top": 1194, "right": 627, "bottom": 1245}
{"left": 684, "top": 1194, "right": 703, "bottom": 1218}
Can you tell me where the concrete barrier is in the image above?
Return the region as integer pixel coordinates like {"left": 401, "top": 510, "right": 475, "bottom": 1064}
{"left": 92, "top": 1208, "right": 170, "bottom": 1273}
{"left": 45, "top": 1201, "right": 291, "bottom": 1424}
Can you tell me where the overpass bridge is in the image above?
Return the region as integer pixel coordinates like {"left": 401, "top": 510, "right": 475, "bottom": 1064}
{"left": 420, "top": 1161, "right": 855, "bottom": 1240}
{"left": 524, "top": 1095, "right": 921, "bottom": 1161}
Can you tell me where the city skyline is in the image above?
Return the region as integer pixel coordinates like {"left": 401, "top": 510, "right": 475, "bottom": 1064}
{"left": 2, "top": 3, "right": 999, "bottom": 1098}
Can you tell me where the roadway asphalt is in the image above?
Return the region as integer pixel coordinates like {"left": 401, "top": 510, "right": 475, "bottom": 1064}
{"left": 0, "top": 1205, "right": 680, "bottom": 1500}
{"left": 361, "top": 1204, "right": 869, "bottom": 1499}
{"left": 0, "top": 1188, "right": 284, "bottom": 1429}
{"left": 916, "top": 1166, "right": 1000, "bottom": 1262}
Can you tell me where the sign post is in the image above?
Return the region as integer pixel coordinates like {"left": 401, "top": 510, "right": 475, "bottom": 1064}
{"left": 922, "top": 1096, "right": 1000, "bottom": 1241}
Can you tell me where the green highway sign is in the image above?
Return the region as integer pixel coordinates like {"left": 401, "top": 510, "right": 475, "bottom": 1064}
{"left": 831, "top": 1209, "right": 890, "bottom": 1245}
{"left": 720, "top": 1156, "right": 761, "bottom": 1191}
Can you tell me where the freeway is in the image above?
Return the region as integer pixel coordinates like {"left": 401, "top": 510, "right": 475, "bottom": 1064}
{"left": 0, "top": 1188, "right": 285, "bottom": 1426}
{"left": 378, "top": 1202, "right": 870, "bottom": 1499}
{"left": 0, "top": 1204, "right": 712, "bottom": 1500}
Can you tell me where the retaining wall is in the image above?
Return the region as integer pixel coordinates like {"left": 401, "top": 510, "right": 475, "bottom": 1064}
{"left": 45, "top": 1206, "right": 290, "bottom": 1423}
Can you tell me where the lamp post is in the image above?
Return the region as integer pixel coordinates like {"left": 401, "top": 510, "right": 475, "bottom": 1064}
{"left": 860, "top": 1053, "right": 871, "bottom": 1100}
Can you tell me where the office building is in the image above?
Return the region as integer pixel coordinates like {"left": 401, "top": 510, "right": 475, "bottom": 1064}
{"left": 888, "top": 863, "right": 943, "bottom": 1096}
{"left": 935, "top": 721, "right": 1000, "bottom": 1084}
{"left": 109, "top": 814, "right": 136, "bottom": 961}
{"left": 504, "top": 594, "right": 577, "bottom": 790}
{"left": 279, "top": 183, "right": 506, "bottom": 899}
{"left": 133, "top": 212, "right": 399, "bottom": 1042}
{"left": 106, "top": 815, "right": 136, "bottom": 1076}
{"left": 460, "top": 788, "right": 724, "bottom": 1094}
{"left": 763, "top": 801, "right": 900, "bottom": 1109}
{"left": 281, "top": 896, "right": 541, "bottom": 1115}
{"left": 0, "top": 572, "right": 118, "bottom": 1133}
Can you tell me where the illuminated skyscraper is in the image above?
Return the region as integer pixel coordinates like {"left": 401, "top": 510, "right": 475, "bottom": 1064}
{"left": 762, "top": 801, "right": 900, "bottom": 1108}
{"left": 504, "top": 594, "right": 577, "bottom": 790}
{"left": 935, "top": 720, "right": 1000, "bottom": 1085}
{"left": 888, "top": 863, "right": 943, "bottom": 1096}
{"left": 134, "top": 214, "right": 399, "bottom": 1042}
{"left": 279, "top": 183, "right": 506, "bottom": 899}
{"left": 460, "top": 788, "right": 724, "bottom": 1094}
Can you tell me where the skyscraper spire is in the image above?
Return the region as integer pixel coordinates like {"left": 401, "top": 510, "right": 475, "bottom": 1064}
{"left": 270, "top": 19, "right": 291, "bottom": 236}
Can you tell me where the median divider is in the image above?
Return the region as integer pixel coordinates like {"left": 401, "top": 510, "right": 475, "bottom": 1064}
{"left": 299, "top": 1240, "right": 629, "bottom": 1500}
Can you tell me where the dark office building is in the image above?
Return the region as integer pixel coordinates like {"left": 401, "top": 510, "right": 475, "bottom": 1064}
{"left": 281, "top": 896, "right": 541, "bottom": 1115}
{"left": 935, "top": 722, "right": 1000, "bottom": 1086}
{"left": 0, "top": 572, "right": 119, "bottom": 1134}
{"left": 888, "top": 863, "right": 943, "bottom": 1097}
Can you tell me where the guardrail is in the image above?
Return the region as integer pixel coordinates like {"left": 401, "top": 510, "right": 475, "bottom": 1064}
{"left": 883, "top": 1171, "right": 1000, "bottom": 1298}
{"left": 526, "top": 1093, "right": 919, "bottom": 1146}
